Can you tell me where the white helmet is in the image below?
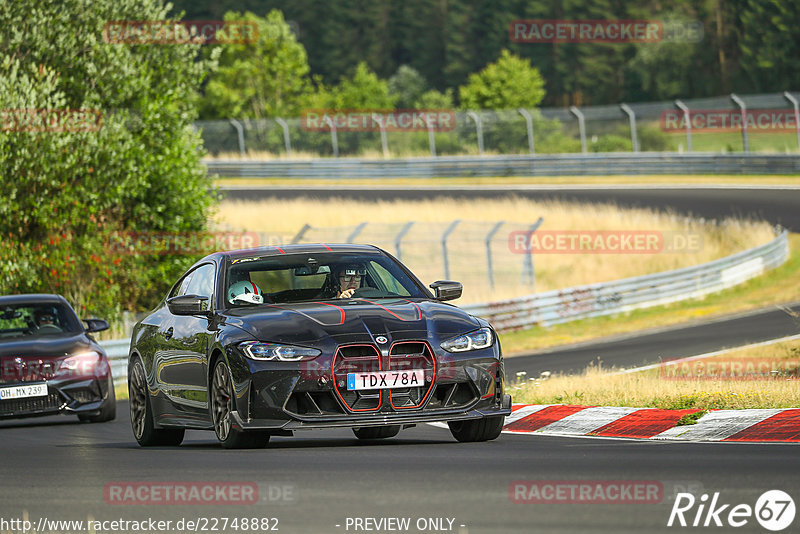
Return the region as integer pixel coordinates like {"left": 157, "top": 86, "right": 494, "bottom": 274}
{"left": 228, "top": 280, "right": 264, "bottom": 305}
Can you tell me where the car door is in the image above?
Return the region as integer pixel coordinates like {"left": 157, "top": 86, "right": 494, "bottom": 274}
{"left": 157, "top": 263, "right": 216, "bottom": 424}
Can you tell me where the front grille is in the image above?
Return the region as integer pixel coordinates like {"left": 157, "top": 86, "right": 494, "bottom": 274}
{"left": 0, "top": 392, "right": 64, "bottom": 417}
{"left": 333, "top": 344, "right": 382, "bottom": 412}
{"left": 68, "top": 388, "right": 99, "bottom": 404}
{"left": 388, "top": 342, "right": 435, "bottom": 409}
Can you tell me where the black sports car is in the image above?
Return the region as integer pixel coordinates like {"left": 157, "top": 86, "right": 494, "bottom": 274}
{"left": 128, "top": 244, "right": 511, "bottom": 448}
{"left": 0, "top": 294, "right": 116, "bottom": 422}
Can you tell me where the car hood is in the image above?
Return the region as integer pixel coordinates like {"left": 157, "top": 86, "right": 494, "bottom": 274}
{"left": 222, "top": 298, "right": 481, "bottom": 345}
{"left": 0, "top": 333, "right": 94, "bottom": 358}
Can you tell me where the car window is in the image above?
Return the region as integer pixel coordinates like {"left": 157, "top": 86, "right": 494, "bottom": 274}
{"left": 170, "top": 271, "right": 194, "bottom": 298}
{"left": 0, "top": 303, "right": 83, "bottom": 341}
{"left": 184, "top": 264, "right": 216, "bottom": 310}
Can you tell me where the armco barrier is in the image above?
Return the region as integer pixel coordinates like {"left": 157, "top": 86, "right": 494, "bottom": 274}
{"left": 100, "top": 229, "right": 789, "bottom": 388}
{"left": 205, "top": 153, "right": 800, "bottom": 178}
{"left": 462, "top": 228, "right": 789, "bottom": 331}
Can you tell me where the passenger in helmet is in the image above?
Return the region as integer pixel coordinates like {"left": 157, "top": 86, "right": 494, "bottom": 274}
{"left": 228, "top": 280, "right": 264, "bottom": 305}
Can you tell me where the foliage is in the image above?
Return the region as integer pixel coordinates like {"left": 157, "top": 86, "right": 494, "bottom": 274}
{"left": 388, "top": 65, "right": 427, "bottom": 109}
{"left": 459, "top": 50, "right": 545, "bottom": 110}
{"left": 0, "top": 0, "right": 216, "bottom": 319}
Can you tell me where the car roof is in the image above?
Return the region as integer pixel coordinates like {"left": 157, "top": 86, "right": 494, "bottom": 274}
{"left": 200, "top": 243, "right": 385, "bottom": 264}
{"left": 0, "top": 293, "right": 71, "bottom": 307}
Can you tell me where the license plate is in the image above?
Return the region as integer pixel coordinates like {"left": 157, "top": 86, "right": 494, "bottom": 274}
{"left": 0, "top": 383, "right": 48, "bottom": 400}
{"left": 347, "top": 370, "right": 425, "bottom": 391}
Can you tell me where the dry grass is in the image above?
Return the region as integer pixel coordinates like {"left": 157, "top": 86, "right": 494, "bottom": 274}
{"left": 213, "top": 197, "right": 774, "bottom": 304}
{"left": 511, "top": 338, "right": 800, "bottom": 409}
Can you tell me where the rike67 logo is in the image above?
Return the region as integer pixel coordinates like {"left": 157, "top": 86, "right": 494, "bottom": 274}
{"left": 668, "top": 490, "right": 795, "bottom": 531}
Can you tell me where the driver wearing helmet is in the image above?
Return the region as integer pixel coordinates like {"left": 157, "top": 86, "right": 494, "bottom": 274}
{"left": 228, "top": 280, "right": 264, "bottom": 305}
{"left": 335, "top": 264, "right": 365, "bottom": 299}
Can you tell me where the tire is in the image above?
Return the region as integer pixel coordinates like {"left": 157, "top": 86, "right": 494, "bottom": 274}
{"left": 210, "top": 359, "right": 270, "bottom": 449}
{"left": 128, "top": 357, "right": 184, "bottom": 447}
{"left": 352, "top": 425, "right": 401, "bottom": 440}
{"left": 78, "top": 376, "right": 117, "bottom": 423}
{"left": 448, "top": 416, "right": 504, "bottom": 443}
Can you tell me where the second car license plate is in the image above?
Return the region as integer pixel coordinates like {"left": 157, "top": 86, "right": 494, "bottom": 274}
{"left": 0, "top": 383, "right": 48, "bottom": 400}
{"left": 347, "top": 370, "right": 425, "bottom": 391}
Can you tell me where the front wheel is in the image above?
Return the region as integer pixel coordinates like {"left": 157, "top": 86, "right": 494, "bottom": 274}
{"left": 210, "top": 359, "right": 270, "bottom": 449}
{"left": 129, "top": 358, "right": 184, "bottom": 446}
{"left": 353, "top": 425, "right": 401, "bottom": 440}
{"left": 448, "top": 416, "right": 504, "bottom": 442}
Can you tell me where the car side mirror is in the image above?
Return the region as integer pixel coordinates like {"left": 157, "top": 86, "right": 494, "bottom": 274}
{"left": 429, "top": 280, "right": 462, "bottom": 301}
{"left": 167, "top": 294, "right": 210, "bottom": 316}
{"left": 83, "top": 318, "right": 109, "bottom": 333}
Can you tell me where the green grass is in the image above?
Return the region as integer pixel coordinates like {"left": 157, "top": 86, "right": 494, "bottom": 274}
{"left": 676, "top": 411, "right": 707, "bottom": 426}
{"left": 501, "top": 233, "right": 800, "bottom": 356}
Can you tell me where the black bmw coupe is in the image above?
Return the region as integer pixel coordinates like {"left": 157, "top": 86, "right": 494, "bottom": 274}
{"left": 128, "top": 244, "right": 511, "bottom": 448}
{"left": 0, "top": 294, "right": 116, "bottom": 422}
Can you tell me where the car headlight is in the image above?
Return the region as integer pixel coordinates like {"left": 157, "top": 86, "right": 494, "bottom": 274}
{"left": 239, "top": 341, "right": 320, "bottom": 361}
{"left": 440, "top": 327, "right": 494, "bottom": 353}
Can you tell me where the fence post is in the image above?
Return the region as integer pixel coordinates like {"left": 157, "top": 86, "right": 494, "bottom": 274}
{"left": 783, "top": 92, "right": 800, "bottom": 153}
{"left": 517, "top": 108, "right": 535, "bottom": 154}
{"left": 394, "top": 221, "right": 415, "bottom": 261}
{"left": 730, "top": 93, "right": 749, "bottom": 153}
{"left": 619, "top": 103, "right": 639, "bottom": 153}
{"left": 346, "top": 222, "right": 368, "bottom": 243}
{"left": 521, "top": 217, "right": 544, "bottom": 287}
{"left": 275, "top": 117, "right": 292, "bottom": 155}
{"left": 485, "top": 221, "right": 505, "bottom": 289}
{"left": 323, "top": 115, "right": 339, "bottom": 157}
{"left": 229, "top": 118, "right": 246, "bottom": 156}
{"left": 675, "top": 100, "right": 692, "bottom": 152}
{"left": 291, "top": 223, "right": 311, "bottom": 244}
{"left": 466, "top": 111, "right": 484, "bottom": 155}
{"left": 441, "top": 220, "right": 461, "bottom": 280}
{"left": 425, "top": 115, "right": 437, "bottom": 157}
{"left": 569, "top": 106, "right": 587, "bottom": 154}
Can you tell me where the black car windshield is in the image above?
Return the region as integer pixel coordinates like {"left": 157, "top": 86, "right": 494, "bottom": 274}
{"left": 225, "top": 252, "right": 428, "bottom": 306}
{"left": 0, "top": 303, "right": 84, "bottom": 341}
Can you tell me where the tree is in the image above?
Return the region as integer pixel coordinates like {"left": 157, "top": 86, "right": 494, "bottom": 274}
{"left": 388, "top": 66, "right": 427, "bottom": 108}
{"left": 329, "top": 62, "right": 396, "bottom": 109}
{"left": 459, "top": 50, "right": 545, "bottom": 109}
{"left": 201, "top": 10, "right": 313, "bottom": 118}
{"left": 0, "top": 0, "right": 216, "bottom": 317}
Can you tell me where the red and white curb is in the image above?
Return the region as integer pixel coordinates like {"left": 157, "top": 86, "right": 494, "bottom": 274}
{"left": 498, "top": 404, "right": 800, "bottom": 442}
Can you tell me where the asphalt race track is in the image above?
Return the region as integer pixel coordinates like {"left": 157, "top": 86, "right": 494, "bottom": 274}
{"left": 2, "top": 406, "right": 799, "bottom": 534}
{"left": 2, "top": 185, "right": 797, "bottom": 534}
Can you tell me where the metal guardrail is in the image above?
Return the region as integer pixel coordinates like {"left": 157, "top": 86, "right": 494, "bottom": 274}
{"left": 100, "top": 229, "right": 789, "bottom": 387}
{"left": 462, "top": 229, "right": 789, "bottom": 332}
{"left": 206, "top": 153, "right": 800, "bottom": 178}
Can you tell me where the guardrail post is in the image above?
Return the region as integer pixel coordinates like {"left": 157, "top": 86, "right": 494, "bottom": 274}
{"left": 730, "top": 93, "right": 749, "bottom": 153}
{"left": 394, "top": 221, "right": 415, "bottom": 261}
{"left": 675, "top": 100, "right": 692, "bottom": 152}
{"left": 517, "top": 108, "right": 535, "bottom": 154}
{"left": 521, "top": 217, "right": 544, "bottom": 287}
{"left": 485, "top": 221, "right": 505, "bottom": 289}
{"left": 466, "top": 111, "right": 484, "bottom": 155}
{"left": 620, "top": 103, "right": 639, "bottom": 153}
{"left": 569, "top": 106, "right": 587, "bottom": 154}
{"left": 441, "top": 220, "right": 461, "bottom": 280}
{"left": 346, "top": 222, "right": 368, "bottom": 243}
{"left": 425, "top": 115, "right": 437, "bottom": 157}
{"left": 372, "top": 113, "right": 389, "bottom": 158}
{"left": 784, "top": 91, "right": 800, "bottom": 152}
{"left": 275, "top": 117, "right": 292, "bottom": 155}
{"left": 323, "top": 115, "right": 339, "bottom": 157}
{"left": 229, "top": 118, "right": 247, "bottom": 156}
{"left": 291, "top": 223, "right": 312, "bottom": 244}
